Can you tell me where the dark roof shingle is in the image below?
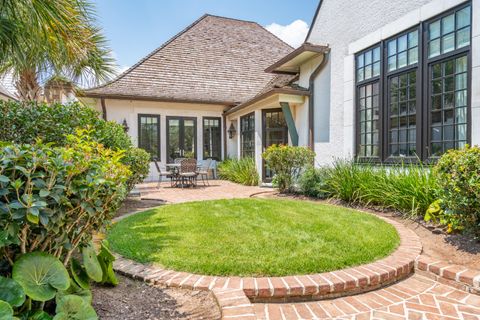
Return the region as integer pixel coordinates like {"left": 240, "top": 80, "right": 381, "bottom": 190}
{"left": 85, "top": 14, "right": 293, "bottom": 105}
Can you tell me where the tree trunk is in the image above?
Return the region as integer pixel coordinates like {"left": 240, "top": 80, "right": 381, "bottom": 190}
{"left": 15, "top": 69, "right": 42, "bottom": 102}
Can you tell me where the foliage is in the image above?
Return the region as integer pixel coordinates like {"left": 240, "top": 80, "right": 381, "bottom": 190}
{"left": 1, "top": 252, "right": 101, "bottom": 319}
{"left": 434, "top": 145, "right": 480, "bottom": 234}
{"left": 96, "top": 240, "right": 118, "bottom": 286}
{"left": 218, "top": 158, "right": 259, "bottom": 186}
{"left": 424, "top": 200, "right": 464, "bottom": 234}
{"left": 299, "top": 159, "right": 437, "bottom": 216}
{"left": 122, "top": 147, "right": 151, "bottom": 191}
{"left": 0, "top": 130, "right": 130, "bottom": 265}
{"left": 108, "top": 199, "right": 399, "bottom": 277}
{"left": 298, "top": 166, "right": 330, "bottom": 199}
{"left": 0, "top": 0, "right": 115, "bottom": 101}
{"left": 262, "top": 145, "right": 315, "bottom": 193}
{"left": 0, "top": 100, "right": 149, "bottom": 191}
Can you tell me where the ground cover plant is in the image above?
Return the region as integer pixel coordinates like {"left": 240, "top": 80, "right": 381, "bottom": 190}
{"left": 299, "top": 159, "right": 437, "bottom": 217}
{"left": 218, "top": 157, "right": 259, "bottom": 186}
{"left": 262, "top": 145, "right": 315, "bottom": 193}
{"left": 107, "top": 198, "right": 399, "bottom": 276}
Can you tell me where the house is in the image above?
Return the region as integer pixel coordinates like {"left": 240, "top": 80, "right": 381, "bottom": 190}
{"left": 83, "top": 14, "right": 293, "bottom": 180}
{"left": 0, "top": 83, "right": 16, "bottom": 101}
{"left": 85, "top": 0, "right": 479, "bottom": 182}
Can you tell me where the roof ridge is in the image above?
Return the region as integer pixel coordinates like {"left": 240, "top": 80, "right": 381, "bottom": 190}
{"left": 85, "top": 13, "right": 212, "bottom": 92}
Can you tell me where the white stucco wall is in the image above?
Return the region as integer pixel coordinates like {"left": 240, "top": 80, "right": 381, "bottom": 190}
{"left": 89, "top": 98, "right": 226, "bottom": 181}
{"left": 307, "top": 0, "right": 479, "bottom": 164}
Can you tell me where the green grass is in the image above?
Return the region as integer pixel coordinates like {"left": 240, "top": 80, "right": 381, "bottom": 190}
{"left": 108, "top": 199, "right": 400, "bottom": 277}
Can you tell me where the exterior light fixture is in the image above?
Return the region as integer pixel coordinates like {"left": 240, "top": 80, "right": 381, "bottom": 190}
{"left": 227, "top": 123, "right": 236, "bottom": 139}
{"left": 122, "top": 119, "right": 129, "bottom": 132}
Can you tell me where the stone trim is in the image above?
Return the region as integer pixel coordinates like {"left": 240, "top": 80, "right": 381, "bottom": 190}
{"left": 112, "top": 214, "right": 422, "bottom": 306}
{"left": 415, "top": 256, "right": 480, "bottom": 294}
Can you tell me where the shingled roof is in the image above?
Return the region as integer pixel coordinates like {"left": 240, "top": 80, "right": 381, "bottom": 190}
{"left": 84, "top": 14, "right": 293, "bottom": 105}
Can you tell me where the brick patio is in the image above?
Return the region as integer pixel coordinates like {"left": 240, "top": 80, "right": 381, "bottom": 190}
{"left": 135, "top": 180, "right": 272, "bottom": 203}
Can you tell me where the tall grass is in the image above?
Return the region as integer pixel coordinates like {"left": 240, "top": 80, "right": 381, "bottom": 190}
{"left": 218, "top": 157, "right": 260, "bottom": 186}
{"left": 300, "top": 159, "right": 438, "bottom": 217}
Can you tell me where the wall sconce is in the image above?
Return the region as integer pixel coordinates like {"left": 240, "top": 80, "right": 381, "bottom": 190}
{"left": 122, "top": 119, "right": 129, "bottom": 133}
{"left": 227, "top": 123, "right": 237, "bottom": 139}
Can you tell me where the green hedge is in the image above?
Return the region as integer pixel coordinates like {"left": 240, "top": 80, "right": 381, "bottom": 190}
{"left": 0, "top": 100, "right": 150, "bottom": 190}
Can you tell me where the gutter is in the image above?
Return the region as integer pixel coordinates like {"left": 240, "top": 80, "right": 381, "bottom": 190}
{"left": 308, "top": 51, "right": 330, "bottom": 150}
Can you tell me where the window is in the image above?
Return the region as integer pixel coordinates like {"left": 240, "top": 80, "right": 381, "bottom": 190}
{"left": 387, "top": 30, "right": 419, "bottom": 71}
{"left": 358, "top": 82, "right": 380, "bottom": 158}
{"left": 356, "top": 46, "right": 381, "bottom": 82}
{"left": 138, "top": 114, "right": 160, "bottom": 159}
{"left": 428, "top": 6, "right": 471, "bottom": 58}
{"left": 429, "top": 56, "right": 468, "bottom": 156}
{"left": 240, "top": 113, "right": 255, "bottom": 158}
{"left": 388, "top": 71, "right": 417, "bottom": 157}
{"left": 203, "top": 117, "right": 221, "bottom": 160}
{"left": 355, "top": 3, "right": 471, "bottom": 162}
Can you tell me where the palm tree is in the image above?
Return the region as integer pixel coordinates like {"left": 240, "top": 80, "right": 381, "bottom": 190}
{"left": 0, "top": 0, "right": 116, "bottom": 101}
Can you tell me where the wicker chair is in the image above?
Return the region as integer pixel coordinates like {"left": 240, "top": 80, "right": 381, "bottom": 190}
{"left": 197, "top": 158, "right": 212, "bottom": 186}
{"left": 178, "top": 158, "right": 197, "bottom": 188}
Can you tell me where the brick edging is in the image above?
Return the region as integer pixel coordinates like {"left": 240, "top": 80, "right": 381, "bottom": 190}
{"left": 415, "top": 255, "right": 480, "bottom": 294}
{"left": 113, "top": 213, "right": 422, "bottom": 304}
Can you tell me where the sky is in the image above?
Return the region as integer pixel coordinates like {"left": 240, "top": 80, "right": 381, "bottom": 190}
{"left": 92, "top": 0, "right": 319, "bottom": 73}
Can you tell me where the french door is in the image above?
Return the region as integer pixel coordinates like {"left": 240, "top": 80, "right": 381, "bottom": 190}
{"left": 262, "top": 109, "right": 288, "bottom": 182}
{"left": 166, "top": 117, "right": 197, "bottom": 162}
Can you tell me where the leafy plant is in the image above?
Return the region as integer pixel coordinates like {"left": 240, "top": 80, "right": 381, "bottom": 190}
{"left": 0, "top": 276, "right": 25, "bottom": 307}
{"left": 262, "top": 145, "right": 315, "bottom": 193}
{"left": 97, "top": 240, "right": 118, "bottom": 286}
{"left": 54, "top": 295, "right": 97, "bottom": 320}
{"left": 218, "top": 158, "right": 259, "bottom": 186}
{"left": 0, "top": 100, "right": 149, "bottom": 192}
{"left": 298, "top": 166, "right": 329, "bottom": 198}
{"left": 434, "top": 145, "right": 480, "bottom": 235}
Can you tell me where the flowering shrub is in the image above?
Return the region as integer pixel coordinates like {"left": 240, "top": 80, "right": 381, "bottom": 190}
{"left": 434, "top": 145, "right": 480, "bottom": 235}
{"left": 262, "top": 145, "right": 315, "bottom": 193}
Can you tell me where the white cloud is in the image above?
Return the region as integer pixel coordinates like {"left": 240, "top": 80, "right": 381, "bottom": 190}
{"left": 265, "top": 20, "right": 309, "bottom": 48}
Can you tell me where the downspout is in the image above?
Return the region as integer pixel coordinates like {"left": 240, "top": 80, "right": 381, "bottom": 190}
{"left": 308, "top": 51, "right": 330, "bottom": 150}
{"left": 222, "top": 112, "right": 227, "bottom": 160}
{"left": 100, "top": 98, "right": 107, "bottom": 121}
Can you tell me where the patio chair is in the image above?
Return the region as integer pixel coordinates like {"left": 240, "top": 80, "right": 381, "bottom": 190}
{"left": 197, "top": 158, "right": 212, "bottom": 186}
{"left": 179, "top": 158, "right": 198, "bottom": 188}
{"left": 153, "top": 158, "right": 174, "bottom": 188}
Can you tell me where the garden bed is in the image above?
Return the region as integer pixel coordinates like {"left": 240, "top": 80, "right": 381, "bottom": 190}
{"left": 92, "top": 274, "right": 220, "bottom": 319}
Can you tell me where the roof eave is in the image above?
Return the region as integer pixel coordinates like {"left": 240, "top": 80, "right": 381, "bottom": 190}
{"left": 225, "top": 88, "right": 310, "bottom": 116}
{"left": 81, "top": 92, "right": 235, "bottom": 106}
{"left": 265, "top": 43, "right": 329, "bottom": 75}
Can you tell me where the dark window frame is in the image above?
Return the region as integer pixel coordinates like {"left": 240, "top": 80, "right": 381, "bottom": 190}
{"left": 202, "top": 116, "right": 222, "bottom": 160}
{"left": 240, "top": 112, "right": 255, "bottom": 158}
{"left": 138, "top": 114, "right": 161, "bottom": 160}
{"left": 354, "top": 2, "right": 471, "bottom": 163}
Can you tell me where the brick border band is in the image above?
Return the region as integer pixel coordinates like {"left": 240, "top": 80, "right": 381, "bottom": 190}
{"left": 113, "top": 214, "right": 422, "bottom": 303}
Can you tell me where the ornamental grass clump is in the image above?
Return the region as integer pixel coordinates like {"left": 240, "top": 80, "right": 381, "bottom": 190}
{"left": 299, "top": 159, "right": 437, "bottom": 217}
{"left": 218, "top": 157, "right": 259, "bottom": 186}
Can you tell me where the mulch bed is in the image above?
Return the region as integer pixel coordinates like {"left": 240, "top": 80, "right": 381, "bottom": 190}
{"left": 92, "top": 274, "right": 220, "bottom": 320}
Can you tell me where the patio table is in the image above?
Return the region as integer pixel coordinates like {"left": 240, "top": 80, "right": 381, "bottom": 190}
{"left": 166, "top": 163, "right": 201, "bottom": 187}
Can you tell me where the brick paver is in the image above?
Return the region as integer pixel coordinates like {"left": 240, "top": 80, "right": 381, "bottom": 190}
{"left": 135, "top": 180, "right": 272, "bottom": 203}
{"left": 254, "top": 275, "right": 480, "bottom": 319}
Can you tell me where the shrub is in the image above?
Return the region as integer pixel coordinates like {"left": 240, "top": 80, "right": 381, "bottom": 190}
{"left": 262, "top": 145, "right": 315, "bottom": 193}
{"left": 0, "top": 100, "right": 149, "bottom": 191}
{"left": 299, "top": 159, "right": 437, "bottom": 216}
{"left": 298, "top": 166, "right": 329, "bottom": 198}
{"left": 0, "top": 130, "right": 130, "bottom": 264}
{"left": 218, "top": 158, "right": 259, "bottom": 186}
{"left": 434, "top": 145, "right": 480, "bottom": 234}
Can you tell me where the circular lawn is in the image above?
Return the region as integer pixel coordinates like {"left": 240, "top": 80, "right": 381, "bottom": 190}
{"left": 108, "top": 199, "right": 399, "bottom": 277}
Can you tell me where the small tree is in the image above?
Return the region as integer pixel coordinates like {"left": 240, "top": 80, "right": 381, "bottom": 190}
{"left": 263, "top": 145, "right": 315, "bottom": 193}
